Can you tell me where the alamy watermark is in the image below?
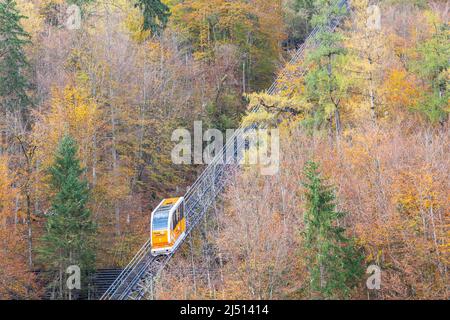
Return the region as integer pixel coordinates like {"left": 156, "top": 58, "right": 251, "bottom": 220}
{"left": 367, "top": 4, "right": 381, "bottom": 30}
{"left": 366, "top": 265, "right": 381, "bottom": 290}
{"left": 171, "top": 121, "right": 280, "bottom": 176}
{"left": 45, "top": 3, "right": 82, "bottom": 30}
{"left": 66, "top": 4, "right": 81, "bottom": 30}
{"left": 66, "top": 265, "right": 81, "bottom": 290}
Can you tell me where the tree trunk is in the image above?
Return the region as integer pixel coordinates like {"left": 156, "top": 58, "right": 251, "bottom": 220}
{"left": 105, "top": 3, "right": 121, "bottom": 236}
{"left": 26, "top": 191, "right": 33, "bottom": 268}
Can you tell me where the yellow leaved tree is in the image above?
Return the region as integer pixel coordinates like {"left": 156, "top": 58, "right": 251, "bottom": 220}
{"left": 0, "top": 155, "right": 40, "bottom": 299}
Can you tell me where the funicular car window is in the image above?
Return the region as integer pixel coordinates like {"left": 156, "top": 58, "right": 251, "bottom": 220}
{"left": 153, "top": 209, "right": 170, "bottom": 231}
{"left": 172, "top": 209, "right": 177, "bottom": 230}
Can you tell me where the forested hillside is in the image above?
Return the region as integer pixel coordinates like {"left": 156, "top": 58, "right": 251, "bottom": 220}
{"left": 156, "top": 0, "right": 449, "bottom": 300}
{"left": 0, "top": 0, "right": 448, "bottom": 300}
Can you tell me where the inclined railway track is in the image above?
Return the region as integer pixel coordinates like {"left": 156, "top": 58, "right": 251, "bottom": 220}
{"left": 100, "top": 0, "right": 349, "bottom": 300}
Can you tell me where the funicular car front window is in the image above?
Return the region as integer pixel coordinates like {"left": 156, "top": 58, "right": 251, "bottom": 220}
{"left": 153, "top": 210, "right": 169, "bottom": 231}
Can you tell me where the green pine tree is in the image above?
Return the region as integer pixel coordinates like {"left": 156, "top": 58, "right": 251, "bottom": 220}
{"left": 38, "top": 135, "right": 97, "bottom": 300}
{"left": 301, "top": 161, "right": 364, "bottom": 299}
{"left": 0, "top": 0, "right": 32, "bottom": 115}
{"left": 135, "top": 0, "right": 171, "bottom": 35}
{"left": 303, "top": 0, "right": 348, "bottom": 135}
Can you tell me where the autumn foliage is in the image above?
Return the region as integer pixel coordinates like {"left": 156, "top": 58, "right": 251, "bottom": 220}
{"left": 154, "top": 1, "right": 449, "bottom": 300}
{"left": 0, "top": 0, "right": 448, "bottom": 300}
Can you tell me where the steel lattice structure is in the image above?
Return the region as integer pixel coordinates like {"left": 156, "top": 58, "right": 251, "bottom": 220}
{"left": 100, "top": 0, "right": 349, "bottom": 300}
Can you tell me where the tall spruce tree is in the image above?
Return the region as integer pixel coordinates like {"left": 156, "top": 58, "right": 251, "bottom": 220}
{"left": 302, "top": 161, "right": 364, "bottom": 299}
{"left": 135, "top": 0, "right": 170, "bottom": 35}
{"left": 38, "top": 135, "right": 97, "bottom": 300}
{"left": 304, "top": 0, "right": 348, "bottom": 136}
{"left": 0, "top": 0, "right": 31, "bottom": 115}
